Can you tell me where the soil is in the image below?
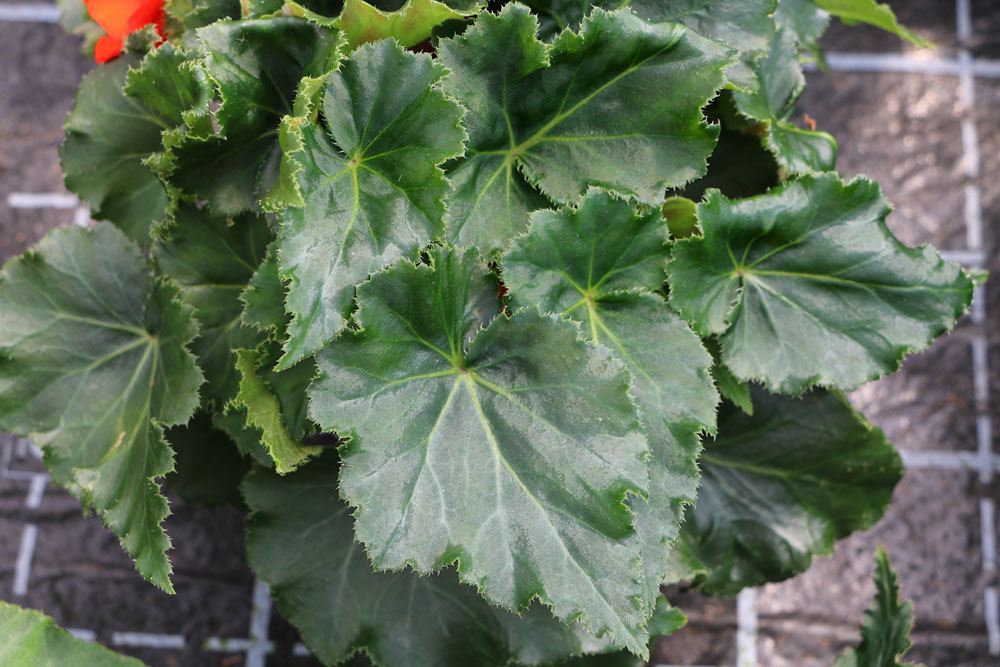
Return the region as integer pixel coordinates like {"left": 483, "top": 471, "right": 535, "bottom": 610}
{"left": 1, "top": 2, "right": 999, "bottom": 666}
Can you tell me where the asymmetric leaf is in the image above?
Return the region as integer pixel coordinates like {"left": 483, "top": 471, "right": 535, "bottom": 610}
{"left": 310, "top": 246, "right": 652, "bottom": 655}
{"left": 439, "top": 4, "right": 731, "bottom": 252}
{"left": 0, "top": 223, "right": 203, "bottom": 592}
{"left": 834, "top": 547, "right": 922, "bottom": 667}
{"left": 677, "top": 387, "right": 901, "bottom": 595}
{"left": 0, "top": 601, "right": 143, "bottom": 666}
{"left": 733, "top": 28, "right": 837, "bottom": 173}
{"left": 502, "top": 189, "right": 718, "bottom": 609}
{"left": 169, "top": 19, "right": 341, "bottom": 214}
{"left": 244, "top": 454, "right": 627, "bottom": 667}
{"left": 62, "top": 47, "right": 208, "bottom": 243}
{"left": 153, "top": 203, "right": 272, "bottom": 405}
{"left": 277, "top": 39, "right": 465, "bottom": 367}
{"left": 667, "top": 174, "right": 975, "bottom": 393}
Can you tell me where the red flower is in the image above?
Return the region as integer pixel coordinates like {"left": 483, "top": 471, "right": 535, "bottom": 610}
{"left": 85, "top": 0, "right": 166, "bottom": 64}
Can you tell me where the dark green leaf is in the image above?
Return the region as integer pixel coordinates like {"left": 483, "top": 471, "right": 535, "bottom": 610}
{"left": 169, "top": 19, "right": 342, "bottom": 214}
{"left": 834, "top": 547, "right": 923, "bottom": 667}
{"left": 62, "top": 47, "right": 208, "bottom": 244}
{"left": 276, "top": 39, "right": 465, "bottom": 367}
{"left": 165, "top": 411, "right": 249, "bottom": 506}
{"left": 677, "top": 387, "right": 902, "bottom": 595}
{"left": 153, "top": 203, "right": 272, "bottom": 405}
{"left": 0, "top": 601, "right": 143, "bottom": 666}
{"left": 733, "top": 28, "right": 837, "bottom": 174}
{"left": 439, "top": 4, "right": 731, "bottom": 253}
{"left": 310, "top": 245, "right": 652, "bottom": 655}
{"left": 627, "top": 0, "right": 777, "bottom": 90}
{"left": 502, "top": 189, "right": 718, "bottom": 610}
{"left": 667, "top": 174, "right": 974, "bottom": 393}
{"left": 244, "top": 453, "right": 621, "bottom": 667}
{"left": 240, "top": 245, "right": 287, "bottom": 335}
{"left": 0, "top": 223, "right": 204, "bottom": 592}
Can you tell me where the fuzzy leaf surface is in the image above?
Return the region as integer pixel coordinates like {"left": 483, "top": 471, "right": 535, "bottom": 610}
{"left": 0, "top": 223, "right": 203, "bottom": 592}
{"left": 667, "top": 174, "right": 974, "bottom": 393}
{"left": 733, "top": 28, "right": 836, "bottom": 173}
{"left": 439, "top": 4, "right": 730, "bottom": 253}
{"left": 0, "top": 601, "right": 143, "bottom": 666}
{"left": 502, "top": 189, "right": 718, "bottom": 610}
{"left": 244, "top": 454, "right": 628, "bottom": 667}
{"left": 169, "top": 18, "right": 341, "bottom": 214}
{"left": 153, "top": 203, "right": 271, "bottom": 405}
{"left": 276, "top": 0, "right": 483, "bottom": 47}
{"left": 677, "top": 387, "right": 901, "bottom": 595}
{"left": 233, "top": 346, "right": 321, "bottom": 474}
{"left": 310, "top": 246, "right": 652, "bottom": 655}
{"left": 277, "top": 39, "right": 465, "bottom": 367}
{"left": 62, "top": 47, "right": 207, "bottom": 244}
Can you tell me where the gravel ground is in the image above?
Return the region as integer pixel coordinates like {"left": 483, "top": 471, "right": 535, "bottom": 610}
{"left": 0, "top": 2, "right": 998, "bottom": 666}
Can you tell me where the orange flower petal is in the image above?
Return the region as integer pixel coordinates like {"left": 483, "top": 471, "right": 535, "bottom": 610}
{"left": 125, "top": 0, "right": 165, "bottom": 35}
{"left": 93, "top": 33, "right": 124, "bottom": 64}
{"left": 85, "top": 0, "right": 139, "bottom": 36}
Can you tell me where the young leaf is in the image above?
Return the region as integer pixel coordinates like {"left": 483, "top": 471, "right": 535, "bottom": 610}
{"left": 168, "top": 18, "right": 342, "bottom": 214}
{"left": 438, "top": 3, "right": 731, "bottom": 253}
{"left": 502, "top": 189, "right": 718, "bottom": 610}
{"left": 675, "top": 387, "right": 902, "bottom": 595}
{"left": 667, "top": 174, "right": 975, "bottom": 393}
{"left": 62, "top": 47, "right": 208, "bottom": 244}
{"left": 276, "top": 0, "right": 484, "bottom": 48}
{"left": 276, "top": 39, "right": 465, "bottom": 368}
{"left": 814, "top": 0, "right": 933, "bottom": 48}
{"left": 233, "top": 346, "right": 321, "bottom": 474}
{"left": 153, "top": 203, "right": 272, "bottom": 405}
{"left": 0, "top": 601, "right": 143, "bottom": 666}
{"left": 310, "top": 246, "right": 652, "bottom": 656}
{"left": 834, "top": 547, "right": 923, "bottom": 667}
{"left": 0, "top": 223, "right": 204, "bottom": 592}
{"left": 733, "top": 28, "right": 837, "bottom": 173}
{"left": 244, "top": 454, "right": 627, "bottom": 667}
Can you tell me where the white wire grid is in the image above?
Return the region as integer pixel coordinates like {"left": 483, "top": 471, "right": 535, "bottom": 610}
{"left": 1, "top": 1, "right": 998, "bottom": 664}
